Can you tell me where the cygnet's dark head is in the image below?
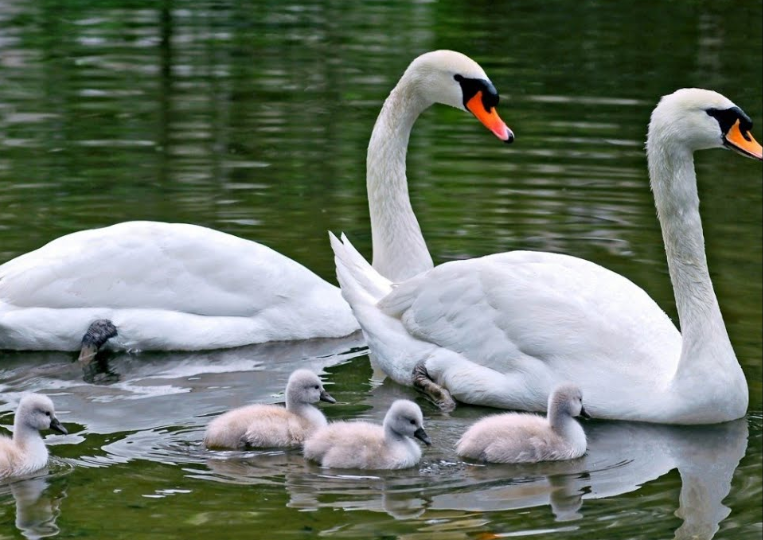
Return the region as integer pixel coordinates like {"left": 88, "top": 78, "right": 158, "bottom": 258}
{"left": 286, "top": 369, "right": 336, "bottom": 405}
{"left": 384, "top": 399, "right": 431, "bottom": 445}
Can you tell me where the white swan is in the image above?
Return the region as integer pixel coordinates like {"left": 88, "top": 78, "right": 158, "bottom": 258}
{"left": 330, "top": 88, "right": 761, "bottom": 424}
{"left": 203, "top": 368, "right": 335, "bottom": 449}
{"left": 1, "top": 394, "right": 67, "bottom": 480}
{"left": 303, "top": 399, "right": 431, "bottom": 470}
{"left": 0, "top": 50, "right": 511, "bottom": 353}
{"left": 456, "top": 383, "right": 589, "bottom": 463}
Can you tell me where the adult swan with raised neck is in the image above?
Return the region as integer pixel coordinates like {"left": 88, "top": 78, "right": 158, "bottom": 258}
{"left": 0, "top": 50, "right": 512, "bottom": 354}
{"left": 331, "top": 88, "right": 761, "bottom": 424}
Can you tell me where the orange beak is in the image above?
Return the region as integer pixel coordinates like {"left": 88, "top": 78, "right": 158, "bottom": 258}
{"left": 466, "top": 92, "right": 514, "bottom": 143}
{"left": 724, "top": 119, "right": 763, "bottom": 160}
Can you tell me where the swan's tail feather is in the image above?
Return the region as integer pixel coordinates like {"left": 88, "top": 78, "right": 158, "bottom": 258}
{"left": 329, "top": 232, "right": 392, "bottom": 306}
{"left": 330, "top": 232, "right": 436, "bottom": 387}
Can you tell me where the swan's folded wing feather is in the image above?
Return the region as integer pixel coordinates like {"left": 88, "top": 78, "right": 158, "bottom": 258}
{"left": 0, "top": 221, "right": 334, "bottom": 317}
{"left": 379, "top": 251, "right": 681, "bottom": 374}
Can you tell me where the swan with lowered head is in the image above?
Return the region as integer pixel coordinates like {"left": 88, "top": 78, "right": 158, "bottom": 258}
{"left": 1, "top": 394, "right": 68, "bottom": 479}
{"left": 0, "top": 50, "right": 512, "bottom": 354}
{"left": 330, "top": 88, "right": 761, "bottom": 424}
{"left": 303, "top": 399, "right": 431, "bottom": 469}
{"left": 457, "top": 383, "right": 589, "bottom": 463}
{"left": 204, "top": 369, "right": 335, "bottom": 449}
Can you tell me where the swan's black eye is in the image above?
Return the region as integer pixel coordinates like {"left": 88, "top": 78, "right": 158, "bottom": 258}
{"left": 45, "top": 411, "right": 51, "bottom": 417}
{"left": 707, "top": 107, "right": 753, "bottom": 139}
{"left": 409, "top": 419, "right": 416, "bottom": 425}
{"left": 314, "top": 385, "right": 320, "bottom": 390}
{"left": 454, "top": 74, "right": 499, "bottom": 111}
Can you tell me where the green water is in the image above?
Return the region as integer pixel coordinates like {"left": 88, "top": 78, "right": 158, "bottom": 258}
{"left": 1, "top": 0, "right": 761, "bottom": 538}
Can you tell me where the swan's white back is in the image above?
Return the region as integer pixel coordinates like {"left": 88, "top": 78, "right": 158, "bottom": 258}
{"left": 0, "top": 221, "right": 357, "bottom": 350}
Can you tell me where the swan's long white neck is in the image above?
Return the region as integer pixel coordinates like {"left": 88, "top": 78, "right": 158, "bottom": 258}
{"left": 649, "top": 144, "right": 721, "bottom": 343}
{"left": 367, "top": 76, "right": 434, "bottom": 282}
{"left": 647, "top": 134, "right": 746, "bottom": 405}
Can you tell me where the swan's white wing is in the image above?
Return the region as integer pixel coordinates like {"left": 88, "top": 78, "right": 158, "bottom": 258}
{"left": 378, "top": 250, "right": 681, "bottom": 377}
{"left": 0, "top": 221, "right": 358, "bottom": 350}
{"left": 0, "top": 221, "right": 334, "bottom": 316}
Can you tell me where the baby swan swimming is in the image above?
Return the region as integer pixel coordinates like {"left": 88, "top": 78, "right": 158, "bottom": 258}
{"left": 457, "top": 384, "right": 590, "bottom": 463}
{"left": 1, "top": 394, "right": 67, "bottom": 480}
{"left": 204, "top": 369, "right": 336, "bottom": 450}
{"left": 303, "top": 399, "right": 431, "bottom": 470}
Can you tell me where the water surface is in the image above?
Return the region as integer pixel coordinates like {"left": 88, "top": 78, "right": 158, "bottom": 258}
{"left": 1, "top": 1, "right": 761, "bottom": 538}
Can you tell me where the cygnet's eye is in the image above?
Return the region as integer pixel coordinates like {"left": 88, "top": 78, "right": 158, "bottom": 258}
{"left": 314, "top": 385, "right": 320, "bottom": 390}
{"left": 409, "top": 419, "right": 416, "bottom": 425}
{"left": 45, "top": 411, "right": 51, "bottom": 417}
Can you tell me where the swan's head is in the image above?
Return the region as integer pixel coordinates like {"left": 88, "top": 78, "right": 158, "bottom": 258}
{"left": 285, "top": 369, "right": 336, "bottom": 405}
{"left": 549, "top": 383, "right": 590, "bottom": 420}
{"left": 404, "top": 50, "right": 513, "bottom": 143}
{"left": 648, "top": 88, "right": 762, "bottom": 160}
{"left": 384, "top": 399, "right": 431, "bottom": 445}
{"left": 16, "top": 394, "right": 68, "bottom": 434}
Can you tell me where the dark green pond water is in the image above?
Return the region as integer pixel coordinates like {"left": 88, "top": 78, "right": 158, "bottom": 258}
{"left": 1, "top": 0, "right": 761, "bottom": 538}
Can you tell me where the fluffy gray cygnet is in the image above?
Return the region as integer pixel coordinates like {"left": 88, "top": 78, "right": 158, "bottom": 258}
{"left": 456, "top": 383, "right": 589, "bottom": 463}
{"left": 1, "top": 394, "right": 67, "bottom": 479}
{"left": 204, "top": 369, "right": 335, "bottom": 449}
{"left": 303, "top": 399, "right": 431, "bottom": 470}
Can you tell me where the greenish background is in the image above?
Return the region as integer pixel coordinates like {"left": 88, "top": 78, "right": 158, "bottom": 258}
{"left": 1, "top": 0, "right": 761, "bottom": 538}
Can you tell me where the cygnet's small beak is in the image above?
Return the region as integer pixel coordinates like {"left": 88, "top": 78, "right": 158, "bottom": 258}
{"left": 319, "top": 389, "right": 336, "bottom": 404}
{"left": 579, "top": 406, "right": 592, "bottom": 420}
{"left": 49, "top": 417, "right": 68, "bottom": 435}
{"left": 414, "top": 427, "right": 432, "bottom": 446}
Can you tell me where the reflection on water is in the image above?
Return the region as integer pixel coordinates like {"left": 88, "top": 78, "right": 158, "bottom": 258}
{"left": 431, "top": 420, "right": 747, "bottom": 540}
{"left": 190, "top": 374, "right": 750, "bottom": 539}
{"left": 0, "top": 331, "right": 759, "bottom": 539}
{"left": 1, "top": 476, "right": 66, "bottom": 539}
{"left": 305, "top": 392, "right": 748, "bottom": 539}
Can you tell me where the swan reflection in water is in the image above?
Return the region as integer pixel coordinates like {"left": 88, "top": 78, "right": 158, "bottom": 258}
{"left": 1, "top": 333, "right": 367, "bottom": 461}
{"left": 1, "top": 476, "right": 65, "bottom": 540}
{"left": 203, "top": 452, "right": 428, "bottom": 520}
{"left": 4, "top": 336, "right": 747, "bottom": 539}
{"left": 204, "top": 376, "right": 748, "bottom": 540}
{"left": 430, "top": 418, "right": 748, "bottom": 540}
{"left": 0, "top": 330, "right": 366, "bottom": 390}
{"left": 73, "top": 330, "right": 367, "bottom": 386}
